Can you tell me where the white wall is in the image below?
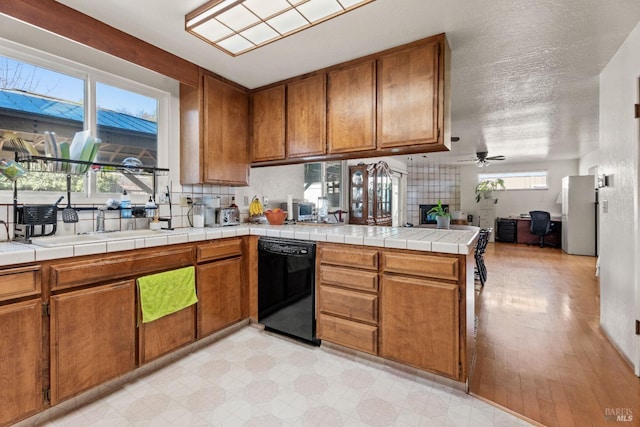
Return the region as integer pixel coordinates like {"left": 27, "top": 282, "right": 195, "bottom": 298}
{"left": 234, "top": 164, "right": 306, "bottom": 214}
{"left": 460, "top": 160, "right": 579, "bottom": 224}
{"left": 598, "top": 20, "right": 640, "bottom": 374}
{"left": 580, "top": 148, "right": 601, "bottom": 176}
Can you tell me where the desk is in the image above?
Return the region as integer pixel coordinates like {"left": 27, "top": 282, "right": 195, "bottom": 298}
{"left": 515, "top": 217, "right": 562, "bottom": 247}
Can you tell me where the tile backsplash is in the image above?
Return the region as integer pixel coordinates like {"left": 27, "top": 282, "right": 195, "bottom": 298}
{"left": 0, "top": 183, "right": 236, "bottom": 240}
{"left": 407, "top": 164, "right": 460, "bottom": 224}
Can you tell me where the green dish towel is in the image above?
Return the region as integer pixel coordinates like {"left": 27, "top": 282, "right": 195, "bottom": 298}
{"left": 137, "top": 266, "right": 198, "bottom": 323}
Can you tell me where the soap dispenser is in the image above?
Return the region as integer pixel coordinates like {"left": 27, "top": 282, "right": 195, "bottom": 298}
{"left": 145, "top": 196, "right": 156, "bottom": 219}
{"left": 120, "top": 190, "right": 132, "bottom": 218}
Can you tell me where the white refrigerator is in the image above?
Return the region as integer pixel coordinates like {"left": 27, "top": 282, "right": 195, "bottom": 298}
{"left": 561, "top": 175, "right": 596, "bottom": 256}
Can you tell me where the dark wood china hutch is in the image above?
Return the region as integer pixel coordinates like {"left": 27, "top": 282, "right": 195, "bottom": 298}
{"left": 349, "top": 161, "right": 392, "bottom": 226}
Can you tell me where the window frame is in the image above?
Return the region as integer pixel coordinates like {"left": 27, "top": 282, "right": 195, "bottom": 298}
{"left": 478, "top": 170, "right": 548, "bottom": 191}
{"left": 0, "top": 41, "right": 170, "bottom": 204}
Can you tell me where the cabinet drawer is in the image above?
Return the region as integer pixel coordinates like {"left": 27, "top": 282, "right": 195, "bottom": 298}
{"left": 50, "top": 247, "right": 194, "bottom": 290}
{"left": 319, "top": 265, "right": 378, "bottom": 292}
{"left": 319, "top": 244, "right": 378, "bottom": 270}
{"left": 0, "top": 265, "right": 41, "bottom": 302}
{"left": 382, "top": 251, "right": 459, "bottom": 281}
{"left": 319, "top": 286, "right": 377, "bottom": 324}
{"left": 197, "top": 238, "right": 242, "bottom": 263}
{"left": 318, "top": 313, "right": 377, "bottom": 355}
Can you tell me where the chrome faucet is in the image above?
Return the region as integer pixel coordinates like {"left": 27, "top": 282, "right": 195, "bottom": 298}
{"left": 158, "top": 185, "right": 173, "bottom": 230}
{"left": 96, "top": 208, "right": 105, "bottom": 232}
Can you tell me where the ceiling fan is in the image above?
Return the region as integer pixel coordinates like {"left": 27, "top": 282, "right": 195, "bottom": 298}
{"left": 458, "top": 151, "right": 506, "bottom": 167}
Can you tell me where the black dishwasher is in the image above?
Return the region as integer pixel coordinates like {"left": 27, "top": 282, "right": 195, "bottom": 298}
{"left": 258, "top": 237, "right": 319, "bottom": 345}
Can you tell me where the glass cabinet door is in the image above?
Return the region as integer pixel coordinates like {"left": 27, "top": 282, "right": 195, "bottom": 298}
{"left": 349, "top": 162, "right": 392, "bottom": 226}
{"left": 374, "top": 161, "right": 392, "bottom": 225}
{"left": 349, "top": 166, "right": 366, "bottom": 223}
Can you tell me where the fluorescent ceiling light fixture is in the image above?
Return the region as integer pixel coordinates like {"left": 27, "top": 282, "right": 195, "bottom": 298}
{"left": 186, "top": 0, "right": 375, "bottom": 56}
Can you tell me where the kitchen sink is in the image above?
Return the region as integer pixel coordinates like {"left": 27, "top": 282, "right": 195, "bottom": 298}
{"left": 30, "top": 229, "right": 172, "bottom": 247}
{"left": 30, "top": 234, "right": 105, "bottom": 247}
{"left": 89, "top": 229, "right": 166, "bottom": 240}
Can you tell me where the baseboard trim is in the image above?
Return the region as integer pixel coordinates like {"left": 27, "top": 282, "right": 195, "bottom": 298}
{"left": 599, "top": 322, "right": 637, "bottom": 375}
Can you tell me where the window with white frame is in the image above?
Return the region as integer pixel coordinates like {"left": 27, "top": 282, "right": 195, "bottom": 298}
{"left": 478, "top": 171, "right": 548, "bottom": 190}
{"left": 0, "top": 52, "right": 163, "bottom": 196}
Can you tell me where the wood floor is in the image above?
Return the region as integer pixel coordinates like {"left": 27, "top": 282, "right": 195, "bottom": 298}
{"left": 470, "top": 243, "right": 640, "bottom": 427}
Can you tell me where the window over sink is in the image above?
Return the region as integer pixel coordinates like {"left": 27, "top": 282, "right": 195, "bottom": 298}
{"left": 303, "top": 161, "right": 344, "bottom": 217}
{"left": 0, "top": 48, "right": 166, "bottom": 198}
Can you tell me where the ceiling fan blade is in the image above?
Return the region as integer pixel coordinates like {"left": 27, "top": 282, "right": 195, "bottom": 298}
{"left": 486, "top": 155, "right": 505, "bottom": 160}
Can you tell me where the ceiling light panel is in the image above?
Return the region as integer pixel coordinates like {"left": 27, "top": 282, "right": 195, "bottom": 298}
{"left": 241, "top": 23, "right": 279, "bottom": 44}
{"left": 186, "top": 0, "right": 239, "bottom": 27}
{"left": 217, "top": 34, "right": 254, "bottom": 54}
{"left": 242, "top": 0, "right": 291, "bottom": 19}
{"left": 186, "top": 0, "right": 375, "bottom": 56}
{"left": 297, "top": 0, "right": 343, "bottom": 22}
{"left": 216, "top": 5, "right": 259, "bottom": 31}
{"left": 267, "top": 9, "right": 309, "bottom": 35}
{"left": 192, "top": 19, "right": 234, "bottom": 42}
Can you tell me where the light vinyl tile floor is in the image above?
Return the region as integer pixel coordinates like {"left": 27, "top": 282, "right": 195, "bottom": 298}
{"left": 23, "top": 326, "right": 532, "bottom": 427}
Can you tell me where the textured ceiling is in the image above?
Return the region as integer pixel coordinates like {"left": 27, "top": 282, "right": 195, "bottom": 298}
{"left": 54, "top": 0, "right": 640, "bottom": 165}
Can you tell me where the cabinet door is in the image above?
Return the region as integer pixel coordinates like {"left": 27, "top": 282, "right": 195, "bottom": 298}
{"left": 251, "top": 85, "right": 286, "bottom": 162}
{"left": 197, "top": 257, "right": 243, "bottom": 338}
{"left": 380, "top": 274, "right": 460, "bottom": 378}
{"left": 373, "top": 162, "right": 392, "bottom": 225}
{"left": 203, "top": 75, "right": 249, "bottom": 185}
{"left": 50, "top": 281, "right": 136, "bottom": 405}
{"left": 0, "top": 299, "right": 41, "bottom": 426}
{"left": 327, "top": 61, "right": 376, "bottom": 153}
{"left": 287, "top": 75, "right": 326, "bottom": 157}
{"left": 349, "top": 165, "right": 367, "bottom": 225}
{"left": 377, "top": 41, "right": 440, "bottom": 148}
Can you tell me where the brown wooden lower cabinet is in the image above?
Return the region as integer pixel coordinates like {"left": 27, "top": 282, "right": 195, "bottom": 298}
{"left": 317, "top": 313, "right": 378, "bottom": 354}
{"left": 138, "top": 306, "right": 196, "bottom": 364}
{"left": 316, "top": 243, "right": 380, "bottom": 355}
{"left": 379, "top": 274, "right": 460, "bottom": 379}
{"left": 318, "top": 286, "right": 378, "bottom": 324}
{"left": 0, "top": 299, "right": 42, "bottom": 426}
{"left": 49, "top": 280, "right": 136, "bottom": 405}
{"left": 196, "top": 256, "right": 243, "bottom": 338}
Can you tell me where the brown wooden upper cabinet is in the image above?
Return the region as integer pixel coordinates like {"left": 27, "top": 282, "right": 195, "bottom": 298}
{"left": 246, "top": 33, "right": 450, "bottom": 166}
{"left": 377, "top": 39, "right": 442, "bottom": 148}
{"left": 287, "top": 74, "right": 327, "bottom": 158}
{"left": 251, "top": 85, "right": 286, "bottom": 162}
{"left": 327, "top": 60, "right": 377, "bottom": 154}
{"left": 180, "top": 71, "right": 249, "bottom": 186}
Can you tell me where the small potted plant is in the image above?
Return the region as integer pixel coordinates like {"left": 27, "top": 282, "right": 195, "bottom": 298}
{"left": 474, "top": 178, "right": 506, "bottom": 203}
{"left": 427, "top": 199, "right": 451, "bottom": 229}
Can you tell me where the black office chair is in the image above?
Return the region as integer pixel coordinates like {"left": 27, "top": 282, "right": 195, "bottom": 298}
{"left": 474, "top": 228, "right": 491, "bottom": 287}
{"left": 528, "top": 210, "right": 554, "bottom": 248}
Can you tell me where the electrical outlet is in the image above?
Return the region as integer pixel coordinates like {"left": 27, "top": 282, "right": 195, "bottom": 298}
{"left": 180, "top": 196, "right": 192, "bottom": 207}
{"left": 243, "top": 195, "right": 249, "bottom": 206}
{"left": 157, "top": 192, "right": 166, "bottom": 203}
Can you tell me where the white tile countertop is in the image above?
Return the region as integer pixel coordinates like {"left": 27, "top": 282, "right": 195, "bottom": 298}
{"left": 0, "top": 224, "right": 480, "bottom": 267}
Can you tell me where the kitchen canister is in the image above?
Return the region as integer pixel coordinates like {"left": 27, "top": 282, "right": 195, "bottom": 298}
{"left": 192, "top": 198, "right": 205, "bottom": 227}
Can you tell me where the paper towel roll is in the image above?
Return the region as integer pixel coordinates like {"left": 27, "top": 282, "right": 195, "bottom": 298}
{"left": 287, "top": 195, "right": 293, "bottom": 220}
